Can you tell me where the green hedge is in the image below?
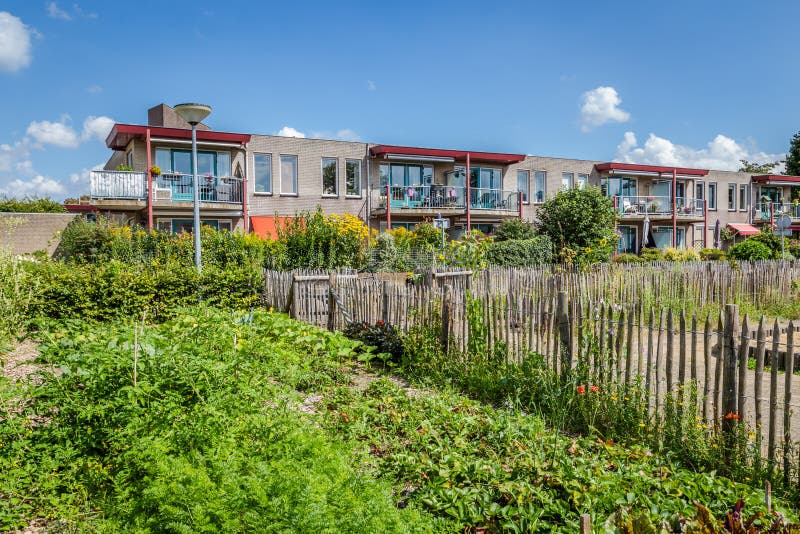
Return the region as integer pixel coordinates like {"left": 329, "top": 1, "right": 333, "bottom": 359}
{"left": 728, "top": 239, "right": 773, "bottom": 261}
{"left": 485, "top": 235, "right": 553, "bottom": 267}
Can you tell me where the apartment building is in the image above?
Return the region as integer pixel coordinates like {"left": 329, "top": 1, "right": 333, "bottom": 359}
{"left": 84, "top": 104, "right": 793, "bottom": 253}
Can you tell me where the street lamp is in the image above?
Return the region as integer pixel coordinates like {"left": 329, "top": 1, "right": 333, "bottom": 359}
{"left": 174, "top": 103, "right": 212, "bottom": 273}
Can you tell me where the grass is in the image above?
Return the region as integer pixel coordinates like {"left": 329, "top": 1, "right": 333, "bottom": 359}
{"left": 0, "top": 308, "right": 795, "bottom": 532}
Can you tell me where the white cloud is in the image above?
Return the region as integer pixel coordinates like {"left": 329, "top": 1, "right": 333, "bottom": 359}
{"left": 310, "top": 129, "right": 362, "bottom": 142}
{"left": 2, "top": 175, "right": 66, "bottom": 196}
{"left": 26, "top": 117, "right": 80, "bottom": 148}
{"left": 0, "top": 12, "right": 33, "bottom": 72}
{"left": 46, "top": 2, "right": 72, "bottom": 20}
{"left": 86, "top": 84, "right": 102, "bottom": 94}
{"left": 615, "top": 131, "right": 786, "bottom": 171}
{"left": 81, "top": 115, "right": 114, "bottom": 143}
{"left": 367, "top": 80, "right": 376, "bottom": 91}
{"left": 276, "top": 126, "right": 306, "bottom": 138}
{"left": 0, "top": 140, "right": 32, "bottom": 173}
{"left": 69, "top": 162, "right": 103, "bottom": 185}
{"left": 580, "top": 86, "right": 631, "bottom": 132}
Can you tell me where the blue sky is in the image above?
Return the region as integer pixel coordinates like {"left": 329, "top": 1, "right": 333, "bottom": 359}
{"left": 1, "top": 0, "right": 799, "bottom": 199}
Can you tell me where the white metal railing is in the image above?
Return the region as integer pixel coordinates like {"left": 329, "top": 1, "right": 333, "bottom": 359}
{"left": 614, "top": 195, "right": 704, "bottom": 217}
{"left": 469, "top": 189, "right": 520, "bottom": 211}
{"left": 755, "top": 202, "right": 800, "bottom": 221}
{"left": 90, "top": 170, "right": 147, "bottom": 200}
{"left": 375, "top": 185, "right": 467, "bottom": 210}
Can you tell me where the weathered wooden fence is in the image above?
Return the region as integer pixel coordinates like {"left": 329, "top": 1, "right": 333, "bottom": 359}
{"left": 263, "top": 262, "right": 800, "bottom": 482}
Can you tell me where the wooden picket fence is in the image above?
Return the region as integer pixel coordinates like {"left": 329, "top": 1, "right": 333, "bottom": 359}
{"left": 262, "top": 262, "right": 800, "bottom": 484}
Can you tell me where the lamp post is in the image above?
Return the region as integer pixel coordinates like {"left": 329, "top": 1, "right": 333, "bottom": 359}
{"left": 174, "top": 103, "right": 212, "bottom": 273}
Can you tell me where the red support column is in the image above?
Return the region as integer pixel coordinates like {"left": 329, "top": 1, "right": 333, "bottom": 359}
{"left": 672, "top": 169, "right": 677, "bottom": 248}
{"left": 242, "top": 148, "right": 249, "bottom": 233}
{"left": 703, "top": 199, "right": 708, "bottom": 248}
{"left": 386, "top": 185, "right": 391, "bottom": 230}
{"left": 146, "top": 128, "right": 153, "bottom": 231}
{"left": 465, "top": 152, "right": 471, "bottom": 232}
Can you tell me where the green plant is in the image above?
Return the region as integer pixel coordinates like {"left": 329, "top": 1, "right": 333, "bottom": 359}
{"left": 728, "top": 239, "right": 773, "bottom": 261}
{"left": 748, "top": 229, "right": 782, "bottom": 259}
{"left": 663, "top": 247, "right": 700, "bottom": 262}
{"left": 492, "top": 218, "right": 536, "bottom": 242}
{"left": 116, "top": 164, "right": 133, "bottom": 171}
{"left": 0, "top": 194, "right": 66, "bottom": 213}
{"left": 343, "top": 321, "right": 404, "bottom": 364}
{"left": 149, "top": 165, "right": 162, "bottom": 176}
{"left": 699, "top": 248, "right": 727, "bottom": 261}
{"left": 641, "top": 248, "right": 665, "bottom": 261}
{"left": 485, "top": 235, "right": 553, "bottom": 266}
{"left": 612, "top": 253, "right": 644, "bottom": 264}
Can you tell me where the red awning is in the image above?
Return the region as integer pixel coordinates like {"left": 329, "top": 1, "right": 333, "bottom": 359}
{"left": 727, "top": 223, "right": 760, "bottom": 236}
{"left": 370, "top": 144, "right": 526, "bottom": 164}
{"left": 595, "top": 162, "right": 709, "bottom": 177}
{"left": 106, "top": 123, "right": 251, "bottom": 150}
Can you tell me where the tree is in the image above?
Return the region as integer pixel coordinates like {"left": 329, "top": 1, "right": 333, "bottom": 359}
{"left": 786, "top": 131, "right": 800, "bottom": 176}
{"left": 493, "top": 218, "right": 536, "bottom": 242}
{"left": 737, "top": 159, "right": 782, "bottom": 174}
{"left": 535, "top": 187, "right": 617, "bottom": 265}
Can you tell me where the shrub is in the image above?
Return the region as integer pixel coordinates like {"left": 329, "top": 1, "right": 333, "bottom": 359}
{"left": 640, "top": 248, "right": 664, "bottom": 261}
{"left": 728, "top": 239, "right": 773, "bottom": 261}
{"left": 343, "top": 321, "right": 404, "bottom": 363}
{"left": 747, "top": 229, "right": 781, "bottom": 258}
{"left": 492, "top": 218, "right": 536, "bottom": 242}
{"left": 612, "top": 253, "right": 643, "bottom": 264}
{"left": 0, "top": 195, "right": 66, "bottom": 213}
{"left": 663, "top": 247, "right": 699, "bottom": 262}
{"left": 277, "top": 209, "right": 368, "bottom": 270}
{"left": 485, "top": 235, "right": 553, "bottom": 267}
{"left": 699, "top": 248, "right": 727, "bottom": 261}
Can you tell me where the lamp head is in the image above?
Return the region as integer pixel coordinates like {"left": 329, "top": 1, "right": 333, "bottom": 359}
{"left": 174, "top": 103, "right": 212, "bottom": 125}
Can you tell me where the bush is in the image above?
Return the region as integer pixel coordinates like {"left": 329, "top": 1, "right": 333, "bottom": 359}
{"left": 485, "top": 235, "right": 553, "bottom": 267}
{"left": 0, "top": 195, "right": 66, "bottom": 213}
{"left": 640, "top": 248, "right": 664, "bottom": 261}
{"left": 343, "top": 321, "right": 404, "bottom": 363}
{"left": 699, "top": 248, "right": 727, "bottom": 261}
{"left": 728, "top": 239, "right": 774, "bottom": 261}
{"left": 663, "top": 247, "right": 700, "bottom": 262}
{"left": 612, "top": 253, "right": 643, "bottom": 264}
{"left": 747, "top": 229, "right": 781, "bottom": 259}
{"left": 492, "top": 218, "right": 536, "bottom": 242}
{"left": 277, "top": 209, "right": 368, "bottom": 270}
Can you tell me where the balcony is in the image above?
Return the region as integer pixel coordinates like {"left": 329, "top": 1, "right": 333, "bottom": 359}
{"left": 754, "top": 202, "right": 800, "bottom": 223}
{"left": 470, "top": 188, "right": 520, "bottom": 212}
{"left": 90, "top": 170, "right": 243, "bottom": 206}
{"left": 154, "top": 173, "right": 243, "bottom": 204}
{"left": 372, "top": 185, "right": 520, "bottom": 215}
{"left": 90, "top": 170, "right": 147, "bottom": 200}
{"left": 614, "top": 195, "right": 704, "bottom": 219}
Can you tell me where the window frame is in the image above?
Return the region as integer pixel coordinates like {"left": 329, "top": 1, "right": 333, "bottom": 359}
{"left": 617, "top": 225, "right": 638, "bottom": 254}
{"left": 280, "top": 154, "right": 299, "bottom": 196}
{"left": 345, "top": 159, "right": 362, "bottom": 198}
{"left": 576, "top": 173, "right": 589, "bottom": 190}
{"left": 533, "top": 171, "right": 546, "bottom": 204}
{"left": 321, "top": 157, "right": 339, "bottom": 197}
{"left": 517, "top": 169, "right": 530, "bottom": 204}
{"left": 727, "top": 183, "right": 737, "bottom": 211}
{"left": 561, "top": 172, "right": 574, "bottom": 190}
{"left": 708, "top": 182, "right": 717, "bottom": 210}
{"left": 739, "top": 184, "right": 748, "bottom": 212}
{"left": 252, "top": 153, "right": 273, "bottom": 195}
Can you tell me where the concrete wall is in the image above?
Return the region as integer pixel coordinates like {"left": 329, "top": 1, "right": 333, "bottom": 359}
{"left": 0, "top": 213, "right": 78, "bottom": 256}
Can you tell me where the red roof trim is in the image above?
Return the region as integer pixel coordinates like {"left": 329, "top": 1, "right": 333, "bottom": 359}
{"left": 64, "top": 204, "right": 97, "bottom": 212}
{"left": 106, "top": 123, "right": 251, "bottom": 150}
{"left": 370, "top": 144, "right": 526, "bottom": 164}
{"left": 595, "top": 162, "right": 709, "bottom": 176}
{"left": 752, "top": 174, "right": 800, "bottom": 183}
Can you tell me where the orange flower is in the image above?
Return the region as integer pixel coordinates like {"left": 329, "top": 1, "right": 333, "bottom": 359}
{"left": 589, "top": 385, "right": 599, "bottom": 393}
{"left": 725, "top": 412, "right": 740, "bottom": 420}
{"left": 577, "top": 385, "right": 586, "bottom": 395}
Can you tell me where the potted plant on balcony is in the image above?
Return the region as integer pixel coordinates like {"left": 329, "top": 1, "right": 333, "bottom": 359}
{"left": 149, "top": 165, "right": 161, "bottom": 178}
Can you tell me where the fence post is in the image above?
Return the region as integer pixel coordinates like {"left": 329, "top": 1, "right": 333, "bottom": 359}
{"left": 381, "top": 280, "right": 390, "bottom": 323}
{"left": 441, "top": 284, "right": 452, "bottom": 353}
{"left": 580, "top": 513, "right": 591, "bottom": 534}
{"left": 557, "top": 291, "right": 572, "bottom": 378}
{"left": 288, "top": 275, "right": 296, "bottom": 318}
{"left": 424, "top": 269, "right": 434, "bottom": 289}
{"left": 327, "top": 272, "right": 336, "bottom": 331}
{"left": 722, "top": 303, "right": 739, "bottom": 460}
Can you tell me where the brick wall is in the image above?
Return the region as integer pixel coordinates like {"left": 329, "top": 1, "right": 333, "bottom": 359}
{"left": 0, "top": 213, "right": 78, "bottom": 256}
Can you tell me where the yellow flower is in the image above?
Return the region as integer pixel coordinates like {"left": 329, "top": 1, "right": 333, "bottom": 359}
{"left": 438, "top": 254, "right": 444, "bottom": 261}
{"left": 584, "top": 247, "right": 592, "bottom": 253}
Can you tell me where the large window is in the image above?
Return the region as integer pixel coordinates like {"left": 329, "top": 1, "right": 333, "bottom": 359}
{"left": 345, "top": 159, "right": 361, "bottom": 197}
{"left": 652, "top": 226, "right": 686, "bottom": 250}
{"left": 253, "top": 153, "right": 272, "bottom": 194}
{"left": 618, "top": 226, "right": 637, "bottom": 254}
{"left": 155, "top": 148, "right": 231, "bottom": 177}
{"left": 517, "top": 170, "right": 530, "bottom": 203}
{"left": 708, "top": 182, "right": 717, "bottom": 210}
{"left": 470, "top": 167, "right": 502, "bottom": 190}
{"left": 695, "top": 181, "right": 704, "bottom": 203}
{"left": 728, "top": 183, "right": 736, "bottom": 211}
{"left": 602, "top": 176, "right": 637, "bottom": 198}
{"left": 533, "top": 171, "right": 546, "bottom": 203}
{"left": 561, "top": 172, "right": 574, "bottom": 190}
{"left": 281, "top": 155, "right": 298, "bottom": 195}
{"left": 577, "top": 173, "right": 589, "bottom": 189}
{"left": 322, "top": 157, "right": 338, "bottom": 196}
{"left": 739, "top": 184, "right": 748, "bottom": 211}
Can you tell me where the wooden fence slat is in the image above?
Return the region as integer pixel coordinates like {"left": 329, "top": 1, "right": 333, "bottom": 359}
{"left": 769, "top": 318, "right": 780, "bottom": 469}
{"left": 783, "top": 321, "right": 794, "bottom": 487}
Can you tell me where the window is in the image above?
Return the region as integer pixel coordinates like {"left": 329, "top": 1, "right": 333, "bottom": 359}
{"left": 153, "top": 148, "right": 231, "bottom": 177}
{"left": 739, "top": 184, "right": 748, "bottom": 211}
{"left": 253, "top": 154, "right": 272, "bottom": 194}
{"left": 601, "top": 176, "right": 638, "bottom": 199}
{"left": 126, "top": 151, "right": 134, "bottom": 168}
{"left": 728, "top": 183, "right": 736, "bottom": 211}
{"left": 577, "top": 174, "right": 589, "bottom": 189}
{"left": 322, "top": 157, "right": 338, "bottom": 196}
{"left": 218, "top": 220, "right": 233, "bottom": 232}
{"left": 517, "top": 170, "right": 530, "bottom": 203}
{"left": 652, "top": 226, "right": 686, "bottom": 250}
{"left": 217, "top": 153, "right": 231, "bottom": 177}
{"left": 281, "top": 155, "right": 298, "bottom": 195}
{"left": 345, "top": 159, "right": 361, "bottom": 197}
{"left": 533, "top": 171, "right": 546, "bottom": 203}
{"left": 561, "top": 172, "right": 574, "bottom": 190}
{"left": 708, "top": 182, "right": 717, "bottom": 210}
{"left": 695, "top": 181, "right": 704, "bottom": 202}
{"left": 617, "top": 226, "right": 637, "bottom": 254}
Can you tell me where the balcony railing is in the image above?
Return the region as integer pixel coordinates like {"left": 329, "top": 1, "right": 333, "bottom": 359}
{"left": 90, "top": 170, "right": 147, "bottom": 200}
{"left": 154, "top": 173, "right": 243, "bottom": 204}
{"left": 614, "top": 196, "right": 704, "bottom": 217}
{"left": 469, "top": 188, "right": 520, "bottom": 211}
{"left": 755, "top": 202, "right": 800, "bottom": 221}
{"left": 379, "top": 185, "right": 467, "bottom": 210}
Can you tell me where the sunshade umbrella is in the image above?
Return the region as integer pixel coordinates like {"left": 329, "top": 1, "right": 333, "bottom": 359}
{"left": 713, "top": 219, "right": 721, "bottom": 249}
{"left": 641, "top": 217, "right": 651, "bottom": 249}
